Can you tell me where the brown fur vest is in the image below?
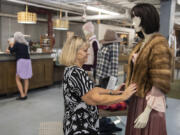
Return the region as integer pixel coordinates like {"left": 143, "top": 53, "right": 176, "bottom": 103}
{"left": 126, "top": 33, "right": 172, "bottom": 97}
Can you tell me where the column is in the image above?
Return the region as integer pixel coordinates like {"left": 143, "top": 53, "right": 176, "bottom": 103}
{"left": 159, "top": 0, "right": 176, "bottom": 38}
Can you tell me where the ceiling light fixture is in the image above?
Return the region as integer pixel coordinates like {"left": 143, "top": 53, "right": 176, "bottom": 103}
{"left": 17, "top": 0, "right": 37, "bottom": 24}
{"left": 86, "top": 6, "right": 120, "bottom": 15}
{"left": 53, "top": 10, "right": 69, "bottom": 30}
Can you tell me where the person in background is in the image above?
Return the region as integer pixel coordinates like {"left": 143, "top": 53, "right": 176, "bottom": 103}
{"left": 7, "top": 32, "right": 32, "bottom": 100}
{"left": 82, "top": 22, "right": 100, "bottom": 83}
{"left": 59, "top": 35, "right": 137, "bottom": 135}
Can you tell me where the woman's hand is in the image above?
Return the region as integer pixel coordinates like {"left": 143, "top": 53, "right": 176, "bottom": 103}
{"left": 112, "top": 83, "right": 125, "bottom": 95}
{"left": 5, "top": 49, "right": 10, "bottom": 54}
{"left": 122, "top": 83, "right": 137, "bottom": 100}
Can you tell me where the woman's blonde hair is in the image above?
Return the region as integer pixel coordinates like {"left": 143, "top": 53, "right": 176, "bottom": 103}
{"left": 59, "top": 35, "right": 85, "bottom": 66}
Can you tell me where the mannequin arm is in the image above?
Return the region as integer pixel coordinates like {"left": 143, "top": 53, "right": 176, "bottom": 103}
{"left": 134, "top": 105, "right": 152, "bottom": 128}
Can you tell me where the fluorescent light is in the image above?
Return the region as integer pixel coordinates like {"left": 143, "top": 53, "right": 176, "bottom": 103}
{"left": 86, "top": 6, "right": 120, "bottom": 15}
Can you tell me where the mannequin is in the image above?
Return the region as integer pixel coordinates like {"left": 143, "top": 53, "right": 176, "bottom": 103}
{"left": 82, "top": 22, "right": 100, "bottom": 82}
{"left": 96, "top": 29, "right": 122, "bottom": 133}
{"left": 82, "top": 22, "right": 100, "bottom": 81}
{"left": 125, "top": 3, "right": 172, "bottom": 135}
{"left": 96, "top": 29, "right": 119, "bottom": 90}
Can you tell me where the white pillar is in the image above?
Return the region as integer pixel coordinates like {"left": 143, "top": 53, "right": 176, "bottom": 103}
{"left": 160, "top": 0, "right": 176, "bottom": 38}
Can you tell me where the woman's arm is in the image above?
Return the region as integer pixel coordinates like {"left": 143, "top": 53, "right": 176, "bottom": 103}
{"left": 5, "top": 48, "right": 10, "bottom": 54}
{"left": 82, "top": 84, "right": 136, "bottom": 106}
{"left": 9, "top": 43, "right": 17, "bottom": 54}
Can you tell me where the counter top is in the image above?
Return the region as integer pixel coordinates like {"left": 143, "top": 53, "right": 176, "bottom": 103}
{"left": 0, "top": 52, "right": 53, "bottom": 61}
{"left": 0, "top": 52, "right": 52, "bottom": 55}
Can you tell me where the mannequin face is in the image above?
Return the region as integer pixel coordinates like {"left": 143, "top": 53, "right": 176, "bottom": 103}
{"left": 83, "top": 30, "right": 89, "bottom": 37}
{"left": 83, "top": 30, "right": 93, "bottom": 40}
{"left": 132, "top": 16, "right": 142, "bottom": 32}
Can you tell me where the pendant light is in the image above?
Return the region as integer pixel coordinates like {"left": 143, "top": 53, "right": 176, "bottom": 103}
{"left": 53, "top": 10, "right": 69, "bottom": 30}
{"left": 17, "top": 0, "right": 37, "bottom": 24}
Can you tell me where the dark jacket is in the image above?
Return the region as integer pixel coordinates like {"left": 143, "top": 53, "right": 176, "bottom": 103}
{"left": 9, "top": 42, "right": 30, "bottom": 60}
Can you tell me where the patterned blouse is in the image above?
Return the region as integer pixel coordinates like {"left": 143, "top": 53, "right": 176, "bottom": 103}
{"left": 63, "top": 66, "right": 99, "bottom": 135}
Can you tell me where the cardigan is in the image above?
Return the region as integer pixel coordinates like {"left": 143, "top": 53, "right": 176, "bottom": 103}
{"left": 9, "top": 42, "right": 30, "bottom": 60}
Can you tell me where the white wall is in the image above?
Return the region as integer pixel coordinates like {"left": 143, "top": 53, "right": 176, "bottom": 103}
{"left": 98, "top": 24, "right": 135, "bottom": 47}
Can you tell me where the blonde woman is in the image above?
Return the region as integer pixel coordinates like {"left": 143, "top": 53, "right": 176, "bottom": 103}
{"left": 60, "top": 35, "right": 137, "bottom": 135}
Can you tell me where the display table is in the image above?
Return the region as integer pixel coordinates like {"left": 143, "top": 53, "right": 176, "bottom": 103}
{"left": 0, "top": 53, "right": 53, "bottom": 95}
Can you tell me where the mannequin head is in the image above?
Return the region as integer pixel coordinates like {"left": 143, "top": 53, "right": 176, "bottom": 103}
{"left": 82, "top": 22, "right": 95, "bottom": 39}
{"left": 131, "top": 3, "right": 160, "bottom": 35}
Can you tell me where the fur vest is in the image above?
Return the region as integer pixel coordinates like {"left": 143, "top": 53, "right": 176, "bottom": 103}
{"left": 126, "top": 33, "right": 172, "bottom": 97}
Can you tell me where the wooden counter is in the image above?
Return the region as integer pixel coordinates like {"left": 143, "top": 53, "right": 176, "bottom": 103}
{"left": 0, "top": 53, "right": 53, "bottom": 95}
{"left": 53, "top": 64, "right": 66, "bottom": 83}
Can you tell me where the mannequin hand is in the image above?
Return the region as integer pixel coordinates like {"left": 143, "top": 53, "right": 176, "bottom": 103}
{"left": 134, "top": 105, "right": 152, "bottom": 128}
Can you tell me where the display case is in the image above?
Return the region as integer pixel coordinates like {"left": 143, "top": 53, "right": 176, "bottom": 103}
{"left": 40, "top": 35, "right": 54, "bottom": 52}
